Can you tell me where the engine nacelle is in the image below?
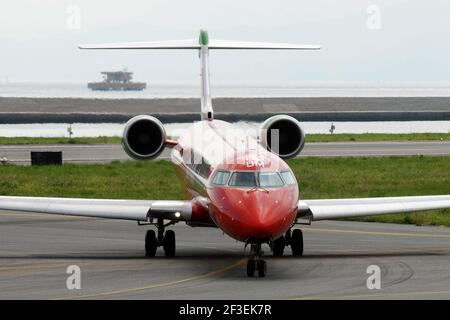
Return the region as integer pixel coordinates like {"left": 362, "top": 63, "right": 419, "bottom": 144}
{"left": 122, "top": 115, "right": 166, "bottom": 160}
{"left": 259, "top": 115, "right": 305, "bottom": 159}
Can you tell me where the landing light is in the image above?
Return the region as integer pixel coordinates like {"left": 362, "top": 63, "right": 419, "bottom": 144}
{"left": 174, "top": 212, "right": 181, "bottom": 218}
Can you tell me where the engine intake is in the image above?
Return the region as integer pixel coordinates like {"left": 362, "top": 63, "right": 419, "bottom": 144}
{"left": 122, "top": 115, "right": 166, "bottom": 160}
{"left": 259, "top": 115, "right": 305, "bottom": 159}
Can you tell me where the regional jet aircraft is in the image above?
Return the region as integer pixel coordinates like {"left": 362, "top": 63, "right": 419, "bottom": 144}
{"left": 1, "top": 30, "right": 450, "bottom": 277}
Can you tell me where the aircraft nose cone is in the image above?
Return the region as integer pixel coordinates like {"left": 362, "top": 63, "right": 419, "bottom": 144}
{"left": 210, "top": 187, "right": 298, "bottom": 242}
{"left": 243, "top": 203, "right": 271, "bottom": 236}
{"left": 238, "top": 191, "right": 293, "bottom": 240}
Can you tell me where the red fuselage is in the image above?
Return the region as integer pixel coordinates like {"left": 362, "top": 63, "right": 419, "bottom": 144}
{"left": 171, "top": 119, "right": 299, "bottom": 243}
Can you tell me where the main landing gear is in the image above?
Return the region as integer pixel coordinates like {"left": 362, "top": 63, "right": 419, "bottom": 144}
{"left": 272, "top": 228, "right": 303, "bottom": 257}
{"left": 145, "top": 218, "right": 176, "bottom": 257}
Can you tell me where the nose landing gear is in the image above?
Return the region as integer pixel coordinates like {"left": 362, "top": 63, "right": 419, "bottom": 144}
{"left": 246, "top": 228, "right": 304, "bottom": 277}
{"left": 247, "top": 243, "right": 267, "bottom": 277}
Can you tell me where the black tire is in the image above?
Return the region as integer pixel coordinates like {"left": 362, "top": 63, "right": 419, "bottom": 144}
{"left": 163, "top": 230, "right": 176, "bottom": 257}
{"left": 247, "top": 259, "right": 256, "bottom": 277}
{"left": 272, "top": 236, "right": 285, "bottom": 256}
{"left": 145, "top": 230, "right": 157, "bottom": 257}
{"left": 257, "top": 260, "right": 267, "bottom": 278}
{"left": 291, "top": 229, "right": 304, "bottom": 256}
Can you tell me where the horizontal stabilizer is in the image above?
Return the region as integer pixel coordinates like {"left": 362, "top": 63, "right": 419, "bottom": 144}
{"left": 209, "top": 39, "right": 321, "bottom": 50}
{"left": 79, "top": 39, "right": 320, "bottom": 50}
{"left": 79, "top": 39, "right": 200, "bottom": 50}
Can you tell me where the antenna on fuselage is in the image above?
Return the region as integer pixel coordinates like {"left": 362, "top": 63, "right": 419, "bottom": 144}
{"left": 79, "top": 30, "right": 320, "bottom": 122}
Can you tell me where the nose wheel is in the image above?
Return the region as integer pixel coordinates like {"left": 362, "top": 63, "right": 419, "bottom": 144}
{"left": 144, "top": 219, "right": 176, "bottom": 257}
{"left": 247, "top": 243, "right": 266, "bottom": 277}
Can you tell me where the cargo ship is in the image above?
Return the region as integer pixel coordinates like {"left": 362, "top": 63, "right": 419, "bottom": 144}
{"left": 88, "top": 70, "right": 146, "bottom": 91}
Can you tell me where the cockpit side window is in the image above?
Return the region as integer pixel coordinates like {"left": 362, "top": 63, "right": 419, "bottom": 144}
{"left": 258, "top": 172, "right": 284, "bottom": 188}
{"left": 228, "top": 172, "right": 257, "bottom": 188}
{"left": 212, "top": 171, "right": 230, "bottom": 185}
{"left": 280, "top": 171, "right": 296, "bottom": 185}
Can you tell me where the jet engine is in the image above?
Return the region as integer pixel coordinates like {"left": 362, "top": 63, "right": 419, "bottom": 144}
{"left": 122, "top": 115, "right": 166, "bottom": 160}
{"left": 259, "top": 115, "right": 305, "bottom": 159}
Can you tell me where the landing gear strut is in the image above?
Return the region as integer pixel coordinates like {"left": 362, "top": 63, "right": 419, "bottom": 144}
{"left": 144, "top": 218, "right": 176, "bottom": 257}
{"left": 271, "top": 229, "right": 303, "bottom": 257}
{"left": 247, "top": 243, "right": 266, "bottom": 278}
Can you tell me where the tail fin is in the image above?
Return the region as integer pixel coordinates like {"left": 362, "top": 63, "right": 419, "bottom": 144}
{"left": 79, "top": 30, "right": 320, "bottom": 121}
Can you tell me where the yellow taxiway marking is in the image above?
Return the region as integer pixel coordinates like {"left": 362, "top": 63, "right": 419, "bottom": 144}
{"left": 293, "top": 289, "right": 450, "bottom": 300}
{"left": 303, "top": 227, "right": 450, "bottom": 239}
{"left": 53, "top": 258, "right": 246, "bottom": 300}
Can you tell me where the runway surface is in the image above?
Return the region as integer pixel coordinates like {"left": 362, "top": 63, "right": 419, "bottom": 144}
{"left": 1, "top": 141, "right": 450, "bottom": 164}
{"left": 1, "top": 211, "right": 450, "bottom": 300}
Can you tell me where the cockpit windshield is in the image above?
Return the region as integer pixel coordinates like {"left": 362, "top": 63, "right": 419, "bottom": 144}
{"left": 212, "top": 171, "right": 230, "bottom": 185}
{"left": 212, "top": 170, "right": 294, "bottom": 188}
{"left": 228, "top": 172, "right": 257, "bottom": 188}
{"left": 258, "top": 172, "right": 284, "bottom": 188}
{"left": 280, "top": 171, "right": 296, "bottom": 185}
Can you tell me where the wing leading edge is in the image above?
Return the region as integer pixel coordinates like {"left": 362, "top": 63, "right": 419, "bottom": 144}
{"left": 0, "top": 196, "right": 192, "bottom": 222}
{"left": 298, "top": 195, "right": 450, "bottom": 221}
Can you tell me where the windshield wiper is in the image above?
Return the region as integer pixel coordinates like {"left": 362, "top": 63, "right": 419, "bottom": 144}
{"left": 258, "top": 186, "right": 270, "bottom": 194}
{"left": 247, "top": 186, "right": 269, "bottom": 194}
{"left": 246, "top": 186, "right": 258, "bottom": 193}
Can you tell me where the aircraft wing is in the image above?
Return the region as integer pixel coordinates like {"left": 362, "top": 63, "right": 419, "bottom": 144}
{"left": 298, "top": 195, "right": 450, "bottom": 221}
{"left": 0, "top": 196, "right": 192, "bottom": 222}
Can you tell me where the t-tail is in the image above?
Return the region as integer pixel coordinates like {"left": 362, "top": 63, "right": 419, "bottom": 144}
{"left": 79, "top": 29, "right": 321, "bottom": 121}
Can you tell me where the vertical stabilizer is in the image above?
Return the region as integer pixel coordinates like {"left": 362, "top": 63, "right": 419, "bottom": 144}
{"left": 199, "top": 30, "right": 214, "bottom": 121}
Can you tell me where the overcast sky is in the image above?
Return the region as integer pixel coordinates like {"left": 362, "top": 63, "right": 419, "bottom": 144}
{"left": 1, "top": 0, "right": 449, "bottom": 83}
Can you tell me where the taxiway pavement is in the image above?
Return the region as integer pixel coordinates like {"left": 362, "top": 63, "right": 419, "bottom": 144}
{"left": 1, "top": 213, "right": 450, "bottom": 299}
